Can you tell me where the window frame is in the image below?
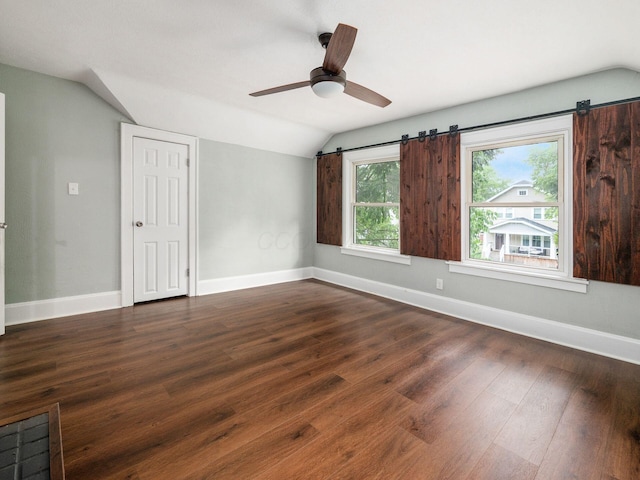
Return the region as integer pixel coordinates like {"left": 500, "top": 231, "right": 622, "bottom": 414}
{"left": 449, "top": 115, "right": 588, "bottom": 293}
{"left": 341, "top": 144, "right": 410, "bottom": 265}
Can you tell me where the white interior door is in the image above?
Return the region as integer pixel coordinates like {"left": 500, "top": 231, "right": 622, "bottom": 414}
{"left": 0, "top": 94, "right": 5, "bottom": 334}
{"left": 133, "top": 137, "right": 189, "bottom": 303}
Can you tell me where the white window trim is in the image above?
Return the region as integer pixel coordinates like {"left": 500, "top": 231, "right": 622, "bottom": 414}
{"left": 450, "top": 114, "right": 588, "bottom": 293}
{"left": 341, "top": 144, "right": 410, "bottom": 265}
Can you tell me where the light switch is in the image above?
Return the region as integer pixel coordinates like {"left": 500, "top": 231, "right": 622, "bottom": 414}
{"left": 68, "top": 182, "right": 79, "bottom": 195}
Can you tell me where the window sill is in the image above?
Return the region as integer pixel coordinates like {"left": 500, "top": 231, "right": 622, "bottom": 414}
{"left": 447, "top": 261, "right": 588, "bottom": 293}
{"left": 341, "top": 246, "right": 411, "bottom": 265}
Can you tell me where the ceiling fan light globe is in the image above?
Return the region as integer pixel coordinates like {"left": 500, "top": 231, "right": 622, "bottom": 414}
{"left": 311, "top": 80, "right": 345, "bottom": 98}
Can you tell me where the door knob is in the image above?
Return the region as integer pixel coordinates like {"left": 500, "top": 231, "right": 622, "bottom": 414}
{"left": 0, "top": 222, "right": 6, "bottom": 229}
{"left": 135, "top": 221, "right": 143, "bottom": 227}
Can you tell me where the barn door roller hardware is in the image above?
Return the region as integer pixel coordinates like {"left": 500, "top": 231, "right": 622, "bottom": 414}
{"left": 576, "top": 100, "right": 591, "bottom": 116}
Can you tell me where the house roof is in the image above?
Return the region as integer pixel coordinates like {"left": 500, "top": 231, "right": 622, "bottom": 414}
{"left": 486, "top": 181, "right": 534, "bottom": 202}
{"left": 1, "top": 1, "right": 639, "bottom": 157}
{"left": 490, "top": 217, "right": 557, "bottom": 235}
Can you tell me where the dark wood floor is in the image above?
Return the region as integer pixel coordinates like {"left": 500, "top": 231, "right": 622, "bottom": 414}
{"left": 0, "top": 280, "right": 639, "bottom": 479}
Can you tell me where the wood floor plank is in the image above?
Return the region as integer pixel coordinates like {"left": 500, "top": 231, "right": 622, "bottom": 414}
{"left": 467, "top": 443, "right": 538, "bottom": 480}
{"left": 183, "top": 417, "right": 319, "bottom": 480}
{"left": 332, "top": 330, "right": 433, "bottom": 383}
{"left": 485, "top": 357, "right": 545, "bottom": 405}
{"left": 254, "top": 390, "right": 414, "bottom": 480}
{"left": 601, "top": 377, "right": 640, "bottom": 480}
{"left": 400, "top": 391, "right": 517, "bottom": 479}
{"left": 534, "top": 368, "right": 616, "bottom": 479}
{"left": 302, "top": 378, "right": 405, "bottom": 432}
{"left": 328, "top": 425, "right": 428, "bottom": 480}
{"left": 394, "top": 329, "right": 493, "bottom": 404}
{"left": 400, "top": 356, "right": 506, "bottom": 444}
{"left": 129, "top": 399, "right": 315, "bottom": 478}
{"left": 0, "top": 279, "right": 638, "bottom": 479}
{"left": 494, "top": 365, "right": 578, "bottom": 465}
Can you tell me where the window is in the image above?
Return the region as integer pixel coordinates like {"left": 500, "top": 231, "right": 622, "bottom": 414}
{"left": 468, "top": 137, "right": 560, "bottom": 266}
{"left": 533, "top": 207, "right": 543, "bottom": 219}
{"left": 450, "top": 115, "right": 586, "bottom": 292}
{"left": 354, "top": 161, "right": 399, "bottom": 249}
{"left": 341, "top": 145, "right": 409, "bottom": 264}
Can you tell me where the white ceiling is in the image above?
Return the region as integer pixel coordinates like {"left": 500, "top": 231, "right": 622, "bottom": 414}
{"left": 1, "top": 0, "right": 639, "bottom": 157}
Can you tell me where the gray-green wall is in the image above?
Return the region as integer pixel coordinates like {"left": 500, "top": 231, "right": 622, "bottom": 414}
{"left": 3, "top": 60, "right": 639, "bottom": 343}
{"left": 1, "top": 64, "right": 128, "bottom": 303}
{"left": 0, "top": 63, "right": 313, "bottom": 304}
{"left": 198, "top": 140, "right": 313, "bottom": 280}
{"left": 317, "top": 68, "right": 640, "bottom": 340}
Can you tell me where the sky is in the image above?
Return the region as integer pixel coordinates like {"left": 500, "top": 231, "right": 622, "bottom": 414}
{"left": 491, "top": 144, "right": 534, "bottom": 184}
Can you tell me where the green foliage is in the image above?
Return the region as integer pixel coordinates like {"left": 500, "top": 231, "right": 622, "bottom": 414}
{"left": 526, "top": 143, "right": 558, "bottom": 200}
{"left": 355, "top": 206, "right": 399, "bottom": 249}
{"left": 472, "top": 149, "right": 509, "bottom": 202}
{"left": 469, "top": 208, "right": 498, "bottom": 258}
{"left": 469, "top": 149, "right": 506, "bottom": 258}
{"left": 545, "top": 206, "right": 559, "bottom": 246}
{"left": 354, "top": 161, "right": 400, "bottom": 249}
{"left": 356, "top": 162, "right": 399, "bottom": 203}
{"left": 527, "top": 143, "right": 559, "bottom": 247}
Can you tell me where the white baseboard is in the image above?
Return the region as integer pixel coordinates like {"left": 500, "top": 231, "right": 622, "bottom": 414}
{"left": 197, "top": 267, "right": 314, "bottom": 296}
{"left": 5, "top": 291, "right": 121, "bottom": 326}
{"left": 6, "top": 268, "right": 638, "bottom": 366}
{"left": 3, "top": 268, "right": 314, "bottom": 326}
{"left": 312, "top": 267, "right": 640, "bottom": 365}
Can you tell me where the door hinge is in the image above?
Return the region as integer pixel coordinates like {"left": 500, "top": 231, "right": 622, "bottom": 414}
{"left": 186, "top": 268, "right": 190, "bottom": 277}
{"left": 186, "top": 158, "right": 190, "bottom": 167}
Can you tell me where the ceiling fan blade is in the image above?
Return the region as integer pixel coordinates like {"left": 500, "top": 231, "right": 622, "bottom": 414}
{"left": 249, "top": 81, "right": 310, "bottom": 97}
{"left": 344, "top": 81, "right": 391, "bottom": 108}
{"left": 322, "top": 23, "right": 357, "bottom": 74}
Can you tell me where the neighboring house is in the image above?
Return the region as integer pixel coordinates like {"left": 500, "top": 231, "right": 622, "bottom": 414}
{"left": 481, "top": 180, "right": 558, "bottom": 266}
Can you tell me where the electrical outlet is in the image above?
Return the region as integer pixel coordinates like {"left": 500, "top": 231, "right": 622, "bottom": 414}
{"left": 436, "top": 278, "right": 444, "bottom": 290}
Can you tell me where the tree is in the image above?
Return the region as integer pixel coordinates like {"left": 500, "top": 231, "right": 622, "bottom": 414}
{"left": 526, "top": 143, "right": 559, "bottom": 246}
{"left": 469, "top": 149, "right": 508, "bottom": 258}
{"left": 472, "top": 149, "right": 509, "bottom": 202}
{"left": 354, "top": 161, "right": 400, "bottom": 249}
{"left": 525, "top": 143, "right": 558, "bottom": 200}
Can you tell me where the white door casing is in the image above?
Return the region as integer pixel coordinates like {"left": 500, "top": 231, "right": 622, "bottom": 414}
{"left": 121, "top": 124, "right": 198, "bottom": 306}
{"left": 133, "top": 137, "right": 189, "bottom": 302}
{"left": 0, "top": 94, "right": 5, "bottom": 334}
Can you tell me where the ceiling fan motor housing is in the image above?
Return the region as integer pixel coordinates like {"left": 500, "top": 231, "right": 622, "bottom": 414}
{"left": 310, "top": 67, "right": 347, "bottom": 98}
{"left": 310, "top": 67, "right": 346, "bottom": 88}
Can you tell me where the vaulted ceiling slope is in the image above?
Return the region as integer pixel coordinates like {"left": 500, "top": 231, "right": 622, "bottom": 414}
{"left": 1, "top": 1, "right": 639, "bottom": 157}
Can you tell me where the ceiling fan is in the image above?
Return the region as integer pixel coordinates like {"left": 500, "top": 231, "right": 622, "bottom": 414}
{"left": 249, "top": 23, "right": 391, "bottom": 108}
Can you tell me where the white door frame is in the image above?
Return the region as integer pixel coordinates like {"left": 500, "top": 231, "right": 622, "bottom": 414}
{"left": 0, "top": 93, "right": 5, "bottom": 334}
{"left": 120, "top": 124, "right": 198, "bottom": 307}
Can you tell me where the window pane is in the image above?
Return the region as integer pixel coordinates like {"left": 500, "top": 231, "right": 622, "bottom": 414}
{"left": 533, "top": 207, "right": 542, "bottom": 219}
{"left": 354, "top": 206, "right": 399, "bottom": 249}
{"left": 356, "top": 161, "right": 399, "bottom": 203}
{"left": 469, "top": 207, "right": 558, "bottom": 269}
{"left": 472, "top": 141, "right": 558, "bottom": 202}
